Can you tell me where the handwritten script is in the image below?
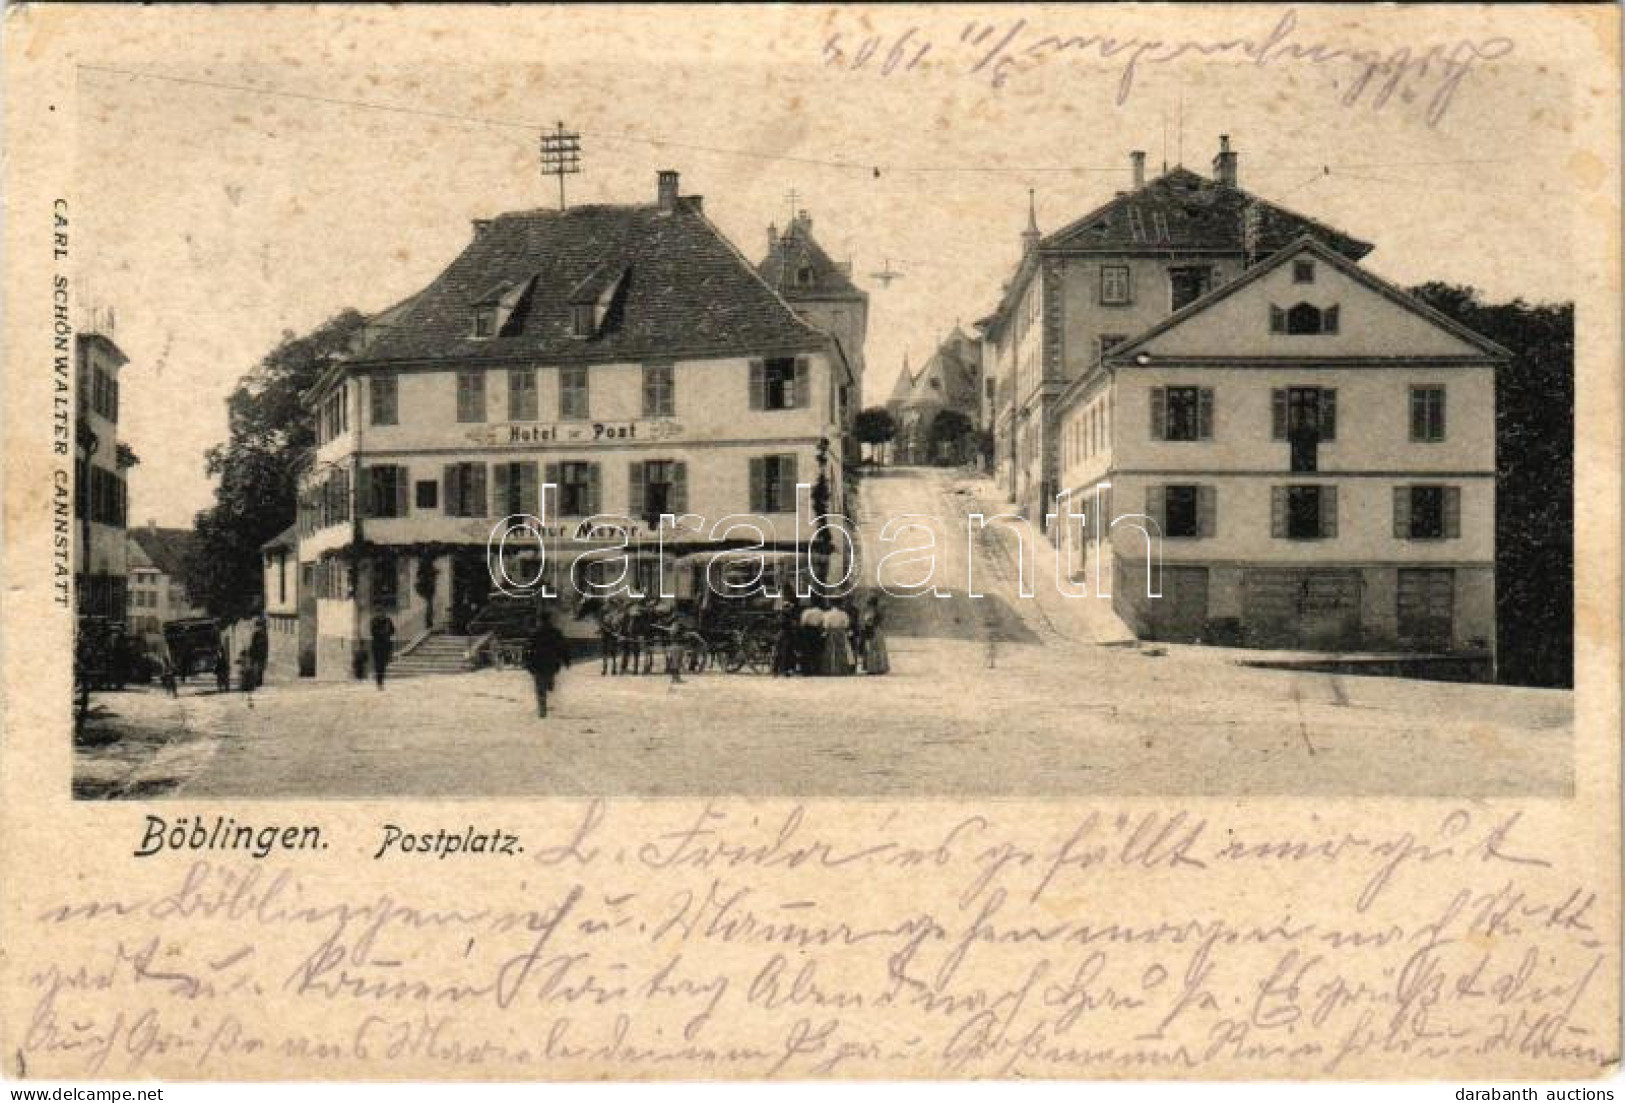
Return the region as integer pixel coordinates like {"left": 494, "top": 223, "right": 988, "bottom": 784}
{"left": 15, "top": 804, "right": 1614, "bottom": 1079}
{"left": 821, "top": 9, "right": 1515, "bottom": 127}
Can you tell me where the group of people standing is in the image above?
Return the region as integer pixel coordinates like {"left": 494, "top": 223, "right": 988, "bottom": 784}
{"left": 774, "top": 593, "right": 889, "bottom": 677}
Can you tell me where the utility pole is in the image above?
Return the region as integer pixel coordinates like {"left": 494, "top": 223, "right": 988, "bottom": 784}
{"left": 539, "top": 121, "right": 581, "bottom": 210}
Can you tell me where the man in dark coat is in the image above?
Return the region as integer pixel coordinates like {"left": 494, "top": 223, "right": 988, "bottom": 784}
{"left": 525, "top": 607, "right": 571, "bottom": 718}
{"left": 247, "top": 616, "right": 269, "bottom": 691}
{"left": 368, "top": 609, "right": 396, "bottom": 689}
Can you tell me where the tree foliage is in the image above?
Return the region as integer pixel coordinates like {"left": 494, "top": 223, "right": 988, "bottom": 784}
{"left": 854, "top": 406, "right": 898, "bottom": 464}
{"left": 1409, "top": 283, "right": 1573, "bottom": 687}
{"left": 182, "top": 311, "right": 367, "bottom": 621}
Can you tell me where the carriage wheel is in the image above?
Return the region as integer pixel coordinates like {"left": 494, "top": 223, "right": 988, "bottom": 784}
{"left": 678, "top": 631, "right": 709, "bottom": 674}
{"left": 743, "top": 629, "right": 776, "bottom": 674}
{"left": 721, "top": 631, "right": 750, "bottom": 673}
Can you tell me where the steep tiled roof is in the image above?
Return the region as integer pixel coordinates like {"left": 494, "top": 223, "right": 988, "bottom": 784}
{"left": 1044, "top": 167, "right": 1373, "bottom": 258}
{"left": 885, "top": 359, "right": 916, "bottom": 408}
{"left": 757, "top": 216, "right": 865, "bottom": 302}
{"left": 900, "top": 329, "right": 981, "bottom": 413}
{"left": 351, "top": 197, "right": 828, "bottom": 366}
{"left": 128, "top": 526, "right": 196, "bottom": 579}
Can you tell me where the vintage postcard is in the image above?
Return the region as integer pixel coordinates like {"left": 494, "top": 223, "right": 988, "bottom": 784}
{"left": 1, "top": 1, "right": 1618, "bottom": 1084}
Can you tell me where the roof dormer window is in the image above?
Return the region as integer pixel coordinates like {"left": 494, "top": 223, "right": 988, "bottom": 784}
{"left": 796, "top": 266, "right": 813, "bottom": 287}
{"left": 472, "top": 308, "right": 496, "bottom": 339}
{"left": 571, "top": 303, "right": 594, "bottom": 338}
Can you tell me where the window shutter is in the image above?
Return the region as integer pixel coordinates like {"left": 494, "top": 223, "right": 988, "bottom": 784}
{"left": 491, "top": 461, "right": 510, "bottom": 517}
{"left": 1198, "top": 485, "right": 1216, "bottom": 538}
{"left": 361, "top": 468, "right": 377, "bottom": 518}
{"left": 1270, "top": 305, "right": 1286, "bottom": 333}
{"left": 1443, "top": 486, "right": 1461, "bottom": 539}
{"left": 470, "top": 463, "right": 487, "bottom": 517}
{"left": 784, "top": 454, "right": 799, "bottom": 512}
{"left": 628, "top": 461, "right": 646, "bottom": 517}
{"left": 1410, "top": 389, "right": 1426, "bottom": 442}
{"left": 1270, "top": 487, "right": 1287, "bottom": 538}
{"left": 1198, "top": 388, "right": 1214, "bottom": 440}
{"left": 1324, "top": 305, "right": 1340, "bottom": 334}
{"left": 749, "top": 359, "right": 765, "bottom": 410}
{"left": 1320, "top": 486, "right": 1338, "bottom": 538}
{"left": 443, "top": 465, "right": 459, "bottom": 517}
{"left": 586, "top": 463, "right": 601, "bottom": 517}
{"left": 1320, "top": 389, "right": 1337, "bottom": 441}
{"left": 519, "top": 462, "right": 539, "bottom": 517}
{"left": 794, "top": 356, "right": 811, "bottom": 408}
{"left": 543, "top": 463, "right": 561, "bottom": 515}
{"left": 671, "top": 461, "right": 688, "bottom": 514}
{"left": 1145, "top": 485, "right": 1165, "bottom": 532}
{"left": 1393, "top": 486, "right": 1412, "bottom": 539}
{"left": 749, "top": 457, "right": 766, "bottom": 513}
{"left": 1271, "top": 389, "right": 1287, "bottom": 440}
{"left": 395, "top": 467, "right": 409, "bottom": 517}
{"left": 1149, "top": 386, "right": 1166, "bottom": 440}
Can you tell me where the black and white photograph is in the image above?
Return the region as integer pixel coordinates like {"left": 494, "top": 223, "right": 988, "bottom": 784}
{"left": 4, "top": 2, "right": 1617, "bottom": 1088}
{"left": 62, "top": 6, "right": 1575, "bottom": 802}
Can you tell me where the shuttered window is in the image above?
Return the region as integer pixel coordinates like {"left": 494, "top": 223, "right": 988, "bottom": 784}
{"left": 508, "top": 369, "right": 538, "bottom": 421}
{"left": 546, "top": 461, "right": 601, "bottom": 517}
{"left": 1150, "top": 386, "right": 1213, "bottom": 441}
{"left": 364, "top": 465, "right": 410, "bottom": 518}
{"left": 1147, "top": 484, "right": 1215, "bottom": 539}
{"left": 455, "top": 372, "right": 486, "bottom": 423}
{"left": 1272, "top": 387, "right": 1337, "bottom": 441}
{"left": 1274, "top": 485, "right": 1336, "bottom": 539}
{"left": 643, "top": 362, "right": 675, "bottom": 417}
{"left": 442, "top": 463, "right": 487, "bottom": 517}
{"left": 1394, "top": 485, "right": 1460, "bottom": 540}
{"left": 751, "top": 356, "right": 808, "bottom": 410}
{"left": 491, "top": 461, "right": 539, "bottom": 517}
{"left": 1410, "top": 386, "right": 1446, "bottom": 442}
{"left": 560, "top": 365, "right": 589, "bottom": 420}
{"left": 369, "top": 373, "right": 399, "bottom": 426}
{"left": 630, "top": 460, "right": 687, "bottom": 519}
{"left": 751, "top": 454, "right": 799, "bottom": 513}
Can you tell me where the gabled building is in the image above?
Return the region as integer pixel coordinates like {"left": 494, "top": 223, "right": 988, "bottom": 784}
{"left": 887, "top": 326, "right": 984, "bottom": 465}
{"left": 298, "top": 171, "right": 851, "bottom": 676}
{"left": 125, "top": 524, "right": 204, "bottom": 640}
{"left": 1055, "top": 235, "right": 1507, "bottom": 659}
{"left": 757, "top": 209, "right": 868, "bottom": 448}
{"left": 978, "top": 138, "right": 1373, "bottom": 524}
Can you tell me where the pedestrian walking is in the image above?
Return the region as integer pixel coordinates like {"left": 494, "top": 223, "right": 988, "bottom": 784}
{"left": 822, "top": 600, "right": 856, "bottom": 676}
{"left": 247, "top": 615, "right": 269, "bottom": 691}
{"left": 369, "top": 609, "right": 396, "bottom": 689}
{"left": 860, "top": 593, "right": 890, "bottom": 675}
{"left": 213, "top": 645, "right": 231, "bottom": 693}
{"left": 524, "top": 607, "right": 571, "bottom": 718}
{"left": 158, "top": 645, "right": 179, "bottom": 698}
{"left": 772, "top": 595, "right": 800, "bottom": 676}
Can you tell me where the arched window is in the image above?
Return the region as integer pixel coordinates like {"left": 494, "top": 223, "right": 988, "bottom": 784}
{"left": 1271, "top": 302, "right": 1340, "bottom": 335}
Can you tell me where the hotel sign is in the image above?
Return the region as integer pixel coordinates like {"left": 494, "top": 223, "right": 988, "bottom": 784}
{"left": 468, "top": 419, "right": 685, "bottom": 447}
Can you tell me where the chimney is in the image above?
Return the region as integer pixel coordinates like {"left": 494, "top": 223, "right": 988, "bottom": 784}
{"left": 471, "top": 219, "right": 492, "bottom": 239}
{"left": 766, "top": 222, "right": 779, "bottom": 253}
{"left": 1213, "top": 135, "right": 1238, "bottom": 187}
{"left": 1131, "top": 150, "right": 1146, "bottom": 188}
{"left": 657, "top": 170, "right": 680, "bottom": 211}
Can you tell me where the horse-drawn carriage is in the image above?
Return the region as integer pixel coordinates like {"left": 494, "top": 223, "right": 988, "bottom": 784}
{"left": 579, "top": 548, "right": 806, "bottom": 675}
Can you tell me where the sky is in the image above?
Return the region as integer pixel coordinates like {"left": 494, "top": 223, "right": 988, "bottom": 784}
{"left": 70, "top": 5, "right": 1588, "bottom": 527}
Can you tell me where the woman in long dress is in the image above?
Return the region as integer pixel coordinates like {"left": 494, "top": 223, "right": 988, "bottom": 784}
{"left": 822, "top": 601, "right": 856, "bottom": 676}
{"left": 860, "top": 594, "right": 890, "bottom": 675}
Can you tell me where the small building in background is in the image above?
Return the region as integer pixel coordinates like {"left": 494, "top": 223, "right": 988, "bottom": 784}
{"left": 886, "top": 326, "right": 983, "bottom": 466}
{"left": 125, "top": 523, "right": 205, "bottom": 644}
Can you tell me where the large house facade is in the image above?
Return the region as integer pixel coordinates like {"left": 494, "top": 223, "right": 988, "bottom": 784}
{"left": 297, "top": 171, "right": 853, "bottom": 677}
{"left": 979, "top": 136, "right": 1505, "bottom": 659}
{"left": 1055, "top": 236, "right": 1505, "bottom": 657}
{"left": 979, "top": 139, "right": 1373, "bottom": 525}
{"left": 75, "top": 330, "right": 131, "bottom": 620}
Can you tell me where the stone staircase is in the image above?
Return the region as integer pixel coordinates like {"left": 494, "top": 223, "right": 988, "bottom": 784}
{"left": 389, "top": 632, "right": 482, "bottom": 678}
